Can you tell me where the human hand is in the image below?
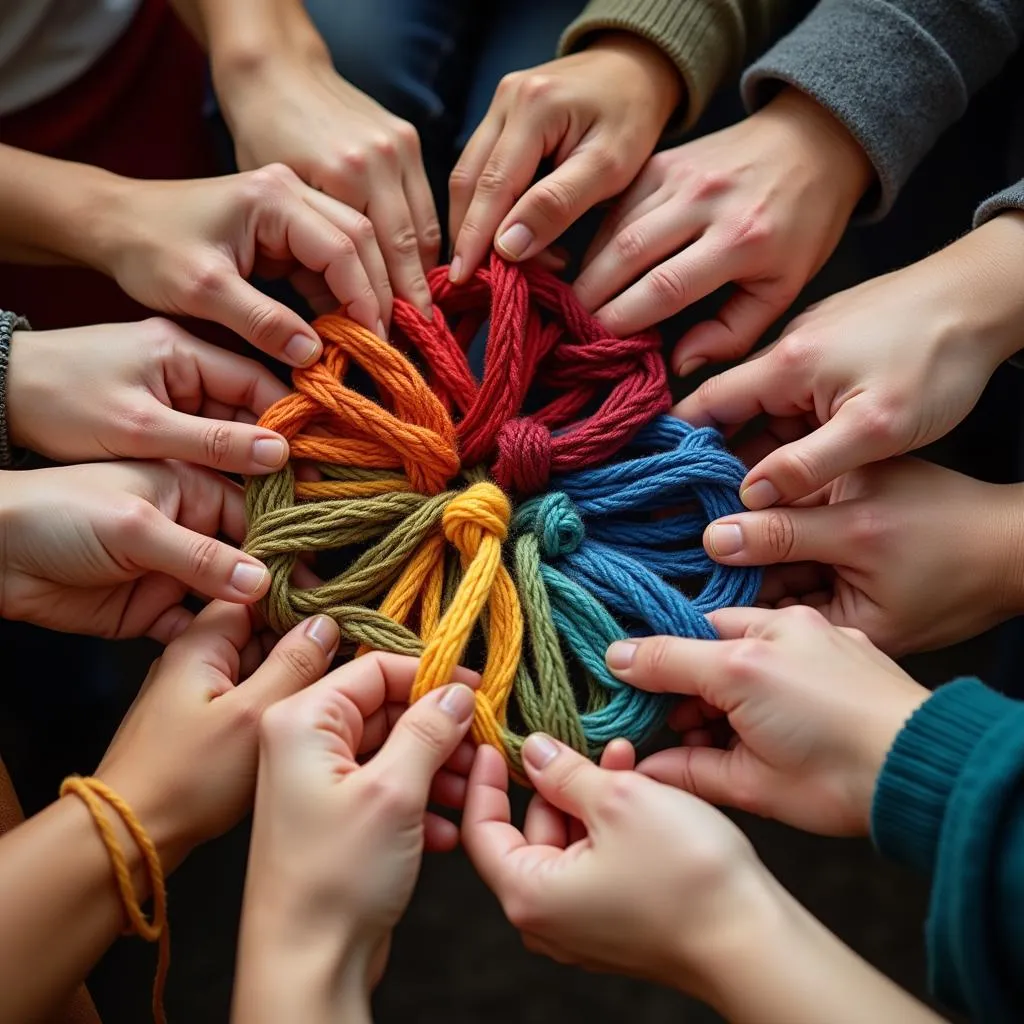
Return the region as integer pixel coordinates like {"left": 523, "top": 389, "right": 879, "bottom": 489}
{"left": 215, "top": 40, "right": 437, "bottom": 316}
{"left": 574, "top": 88, "right": 873, "bottom": 361}
{"left": 462, "top": 736, "right": 781, "bottom": 1000}
{"left": 233, "top": 657, "right": 478, "bottom": 1021}
{"left": 7, "top": 319, "right": 291, "bottom": 475}
{"left": 91, "top": 165, "right": 391, "bottom": 365}
{"left": 448, "top": 34, "right": 681, "bottom": 283}
{"left": 95, "top": 601, "right": 338, "bottom": 871}
{"left": 675, "top": 212, "right": 1024, "bottom": 507}
{"left": 701, "top": 457, "right": 1024, "bottom": 656}
{"left": 0, "top": 460, "right": 270, "bottom": 640}
{"left": 602, "top": 605, "right": 928, "bottom": 836}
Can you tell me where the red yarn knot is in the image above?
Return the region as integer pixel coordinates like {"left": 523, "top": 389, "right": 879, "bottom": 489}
{"left": 494, "top": 417, "right": 553, "bottom": 496}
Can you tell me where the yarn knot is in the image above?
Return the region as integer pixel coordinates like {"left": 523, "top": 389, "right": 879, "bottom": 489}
{"left": 533, "top": 492, "right": 584, "bottom": 558}
{"left": 442, "top": 483, "right": 510, "bottom": 553}
{"left": 494, "top": 417, "right": 552, "bottom": 495}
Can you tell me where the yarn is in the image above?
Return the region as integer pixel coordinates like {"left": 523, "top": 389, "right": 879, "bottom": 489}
{"left": 245, "top": 255, "right": 761, "bottom": 776}
{"left": 61, "top": 776, "right": 169, "bottom": 1024}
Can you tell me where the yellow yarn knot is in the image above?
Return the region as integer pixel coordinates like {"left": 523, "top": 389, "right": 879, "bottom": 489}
{"left": 442, "top": 482, "right": 510, "bottom": 549}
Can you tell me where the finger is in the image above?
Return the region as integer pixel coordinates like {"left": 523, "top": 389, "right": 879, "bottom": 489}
{"left": 593, "top": 235, "right": 736, "bottom": 337}
{"left": 147, "top": 604, "right": 194, "bottom": 645}
{"left": 448, "top": 114, "right": 504, "bottom": 272}
{"left": 704, "top": 606, "right": 789, "bottom": 638}
{"left": 401, "top": 161, "right": 442, "bottom": 275}
{"left": 494, "top": 145, "right": 629, "bottom": 266}
{"left": 636, "top": 746, "right": 749, "bottom": 810}
{"left": 158, "top": 599, "right": 254, "bottom": 685}
{"left": 424, "top": 812, "right": 460, "bottom": 853}
{"left": 194, "top": 271, "right": 323, "bottom": 368}
{"left": 243, "top": 613, "right": 340, "bottom": 708}
{"left": 366, "top": 174, "right": 432, "bottom": 316}
{"left": 574, "top": 203, "right": 701, "bottom": 313}
{"left": 362, "top": 683, "right": 477, "bottom": 807}
{"left": 429, "top": 769, "right": 468, "bottom": 810}
{"left": 301, "top": 186, "right": 393, "bottom": 329}
{"left": 462, "top": 745, "right": 530, "bottom": 888}
{"left": 148, "top": 407, "right": 288, "bottom": 475}
{"left": 578, "top": 171, "right": 665, "bottom": 274}
{"left": 702, "top": 504, "right": 854, "bottom": 567}
{"left": 519, "top": 734, "right": 606, "bottom": 823}
{"left": 598, "top": 739, "right": 636, "bottom": 771}
{"left": 451, "top": 113, "right": 545, "bottom": 283}
{"left": 523, "top": 792, "right": 568, "bottom": 848}
{"left": 117, "top": 501, "right": 271, "bottom": 603}
{"left": 738, "top": 401, "right": 899, "bottom": 508}
{"left": 671, "top": 287, "right": 788, "bottom": 375}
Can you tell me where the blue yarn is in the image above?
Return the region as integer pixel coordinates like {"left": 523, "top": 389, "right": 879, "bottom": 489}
{"left": 512, "top": 415, "right": 762, "bottom": 751}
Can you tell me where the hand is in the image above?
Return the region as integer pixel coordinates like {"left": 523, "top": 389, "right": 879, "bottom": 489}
{"left": 95, "top": 601, "right": 338, "bottom": 870}
{"left": 215, "top": 42, "right": 437, "bottom": 316}
{"left": 675, "top": 212, "right": 1024, "bottom": 508}
{"left": 7, "top": 319, "right": 291, "bottom": 475}
{"left": 448, "top": 34, "right": 682, "bottom": 283}
{"left": 601, "top": 605, "right": 928, "bottom": 836}
{"left": 233, "top": 658, "right": 478, "bottom": 1021}
{"left": 91, "top": 165, "right": 391, "bottom": 365}
{"left": 462, "top": 736, "right": 777, "bottom": 1000}
{"left": 701, "top": 457, "right": 1024, "bottom": 656}
{"left": 0, "top": 460, "right": 270, "bottom": 640}
{"left": 574, "top": 88, "right": 872, "bottom": 361}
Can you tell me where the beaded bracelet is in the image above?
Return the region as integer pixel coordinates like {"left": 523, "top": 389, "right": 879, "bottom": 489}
{"left": 0, "top": 310, "right": 30, "bottom": 468}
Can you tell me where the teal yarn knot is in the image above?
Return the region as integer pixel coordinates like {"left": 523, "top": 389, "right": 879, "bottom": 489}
{"left": 533, "top": 492, "right": 584, "bottom": 557}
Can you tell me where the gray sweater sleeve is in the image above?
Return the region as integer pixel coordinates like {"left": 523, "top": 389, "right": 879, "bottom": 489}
{"left": 975, "top": 178, "right": 1024, "bottom": 226}
{"left": 739, "top": 0, "right": 1024, "bottom": 221}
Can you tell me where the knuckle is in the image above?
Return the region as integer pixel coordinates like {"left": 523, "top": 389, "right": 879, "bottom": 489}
{"left": 120, "top": 399, "right": 159, "bottom": 439}
{"left": 186, "top": 260, "right": 229, "bottom": 304}
{"left": 337, "top": 149, "right": 369, "bottom": 178}
{"left": 723, "top": 638, "right": 772, "bottom": 683}
{"left": 115, "top": 498, "right": 156, "bottom": 540}
{"left": 847, "top": 505, "right": 888, "bottom": 547}
{"left": 201, "top": 422, "right": 234, "bottom": 467}
{"left": 272, "top": 642, "right": 321, "bottom": 681}
{"left": 519, "top": 73, "right": 555, "bottom": 105}
{"left": 420, "top": 218, "right": 442, "bottom": 253}
{"left": 637, "top": 635, "right": 678, "bottom": 682}
{"left": 448, "top": 164, "right": 475, "bottom": 198}
{"left": 780, "top": 604, "right": 827, "bottom": 630}
{"left": 858, "top": 402, "right": 898, "bottom": 444}
{"left": 358, "top": 772, "right": 417, "bottom": 817}
{"left": 689, "top": 170, "right": 730, "bottom": 201}
{"left": 613, "top": 227, "right": 648, "bottom": 264}
{"left": 400, "top": 711, "right": 450, "bottom": 754}
{"left": 244, "top": 303, "right": 283, "bottom": 346}
{"left": 593, "top": 773, "right": 641, "bottom": 823}
{"left": 350, "top": 213, "right": 376, "bottom": 245}
{"left": 647, "top": 263, "right": 689, "bottom": 305}
{"left": 242, "top": 163, "right": 293, "bottom": 201}
{"left": 388, "top": 225, "right": 421, "bottom": 258}
{"left": 530, "top": 177, "right": 579, "bottom": 222}
{"left": 371, "top": 133, "right": 400, "bottom": 163}
{"left": 504, "top": 892, "right": 542, "bottom": 932}
{"left": 186, "top": 534, "right": 222, "bottom": 581}
{"left": 773, "top": 332, "right": 817, "bottom": 374}
{"left": 727, "top": 207, "right": 772, "bottom": 248}
{"left": 392, "top": 119, "right": 420, "bottom": 151}
{"left": 760, "top": 510, "right": 796, "bottom": 560}
{"left": 476, "top": 165, "right": 511, "bottom": 198}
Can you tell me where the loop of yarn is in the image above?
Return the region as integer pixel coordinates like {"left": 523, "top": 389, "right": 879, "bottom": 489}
{"left": 245, "top": 258, "right": 760, "bottom": 778}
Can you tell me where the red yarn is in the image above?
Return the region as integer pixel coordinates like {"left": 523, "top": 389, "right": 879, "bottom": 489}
{"left": 390, "top": 253, "right": 669, "bottom": 494}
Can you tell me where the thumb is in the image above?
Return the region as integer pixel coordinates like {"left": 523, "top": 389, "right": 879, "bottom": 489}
{"left": 637, "top": 747, "right": 759, "bottom": 814}
{"left": 191, "top": 272, "right": 323, "bottom": 369}
{"left": 243, "top": 613, "right": 340, "bottom": 709}
{"left": 739, "top": 402, "right": 894, "bottom": 509}
{"left": 364, "top": 684, "right": 477, "bottom": 807}
{"left": 703, "top": 504, "right": 850, "bottom": 568}
{"left": 140, "top": 407, "right": 290, "bottom": 476}
{"left": 519, "top": 734, "right": 605, "bottom": 822}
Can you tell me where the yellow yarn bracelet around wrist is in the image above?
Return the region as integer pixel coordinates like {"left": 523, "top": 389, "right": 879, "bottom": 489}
{"left": 60, "top": 775, "right": 169, "bottom": 1024}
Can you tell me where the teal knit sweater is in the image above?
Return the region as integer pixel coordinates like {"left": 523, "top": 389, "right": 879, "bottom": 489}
{"left": 872, "top": 678, "right": 1024, "bottom": 1021}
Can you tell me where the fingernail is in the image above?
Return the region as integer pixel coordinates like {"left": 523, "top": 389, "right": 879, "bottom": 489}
{"left": 496, "top": 223, "right": 533, "bottom": 260}
{"left": 376, "top": 319, "right": 388, "bottom": 340}
{"left": 230, "top": 562, "right": 267, "bottom": 595}
{"left": 438, "top": 683, "right": 476, "bottom": 722}
{"left": 523, "top": 733, "right": 559, "bottom": 771}
{"left": 740, "top": 479, "right": 780, "bottom": 510}
{"left": 284, "top": 334, "right": 321, "bottom": 367}
{"left": 448, "top": 255, "right": 463, "bottom": 283}
{"left": 252, "top": 437, "right": 287, "bottom": 467}
{"left": 606, "top": 640, "right": 638, "bottom": 670}
{"left": 707, "top": 523, "right": 743, "bottom": 557}
{"left": 304, "top": 614, "right": 337, "bottom": 654}
{"left": 675, "top": 355, "right": 706, "bottom": 378}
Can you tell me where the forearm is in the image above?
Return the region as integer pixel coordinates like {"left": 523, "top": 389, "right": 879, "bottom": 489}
{"left": 0, "top": 146, "right": 125, "bottom": 268}
{"left": 693, "top": 874, "right": 946, "bottom": 1024}
{"left": 0, "top": 797, "right": 152, "bottom": 1021}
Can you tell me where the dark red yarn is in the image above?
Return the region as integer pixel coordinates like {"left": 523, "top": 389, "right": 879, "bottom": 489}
{"left": 390, "top": 253, "right": 670, "bottom": 495}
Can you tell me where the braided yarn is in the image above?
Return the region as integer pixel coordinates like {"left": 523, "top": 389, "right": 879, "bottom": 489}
{"left": 245, "top": 253, "right": 760, "bottom": 777}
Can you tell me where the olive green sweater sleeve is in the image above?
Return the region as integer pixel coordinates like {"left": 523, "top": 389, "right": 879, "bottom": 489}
{"left": 558, "top": 0, "right": 787, "bottom": 131}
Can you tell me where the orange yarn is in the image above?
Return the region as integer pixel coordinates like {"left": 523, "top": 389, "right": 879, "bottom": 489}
{"left": 60, "top": 776, "right": 169, "bottom": 1024}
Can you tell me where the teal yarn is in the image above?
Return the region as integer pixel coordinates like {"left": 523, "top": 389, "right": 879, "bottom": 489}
{"left": 512, "top": 416, "right": 761, "bottom": 751}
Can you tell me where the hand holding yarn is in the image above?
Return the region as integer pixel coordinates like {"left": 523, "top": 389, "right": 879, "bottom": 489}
{"left": 702, "top": 457, "right": 1024, "bottom": 656}
{"left": 6, "top": 319, "right": 291, "bottom": 475}
{"left": 0, "top": 461, "right": 270, "bottom": 640}
{"left": 235, "top": 657, "right": 478, "bottom": 1020}
{"left": 618, "top": 605, "right": 928, "bottom": 837}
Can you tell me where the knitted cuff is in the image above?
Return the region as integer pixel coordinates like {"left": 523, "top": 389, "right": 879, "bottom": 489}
{"left": 558, "top": 0, "right": 745, "bottom": 134}
{"left": 0, "top": 311, "right": 30, "bottom": 469}
{"left": 870, "top": 678, "right": 1019, "bottom": 876}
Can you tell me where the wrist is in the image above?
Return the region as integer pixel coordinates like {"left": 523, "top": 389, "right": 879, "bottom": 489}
{"left": 585, "top": 32, "right": 684, "bottom": 125}
{"left": 5, "top": 329, "right": 51, "bottom": 453}
{"left": 985, "top": 481, "right": 1024, "bottom": 620}
{"left": 759, "top": 87, "right": 873, "bottom": 214}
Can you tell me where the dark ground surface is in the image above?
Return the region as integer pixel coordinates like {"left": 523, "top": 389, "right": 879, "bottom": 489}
{"left": 2, "top": 58, "right": 1022, "bottom": 1024}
